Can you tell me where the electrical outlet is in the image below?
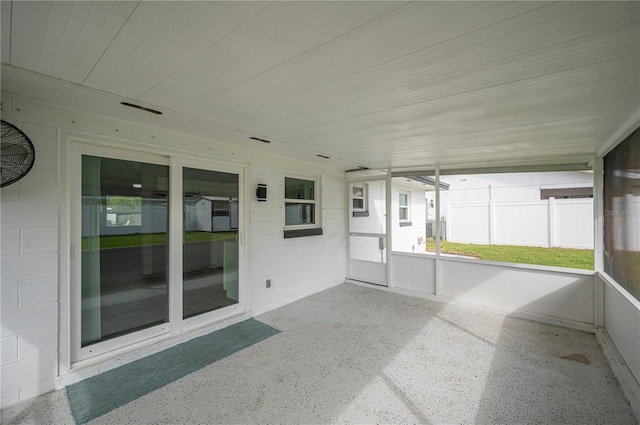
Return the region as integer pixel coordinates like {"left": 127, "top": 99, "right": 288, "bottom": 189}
{"left": 266, "top": 279, "right": 271, "bottom": 288}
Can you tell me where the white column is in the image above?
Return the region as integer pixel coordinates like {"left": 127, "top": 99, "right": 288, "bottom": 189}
{"left": 593, "top": 156, "right": 605, "bottom": 327}
{"left": 435, "top": 167, "right": 441, "bottom": 296}
{"left": 385, "top": 169, "right": 392, "bottom": 287}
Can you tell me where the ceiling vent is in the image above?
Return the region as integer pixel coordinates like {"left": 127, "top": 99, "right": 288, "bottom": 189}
{"left": 120, "top": 102, "right": 162, "bottom": 115}
{"left": 249, "top": 137, "right": 272, "bottom": 144}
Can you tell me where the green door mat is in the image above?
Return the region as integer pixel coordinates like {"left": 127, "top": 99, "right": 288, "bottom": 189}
{"left": 66, "top": 318, "right": 280, "bottom": 424}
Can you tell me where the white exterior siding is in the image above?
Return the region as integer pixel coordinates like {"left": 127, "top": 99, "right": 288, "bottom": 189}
{"left": 0, "top": 119, "right": 60, "bottom": 406}
{"left": 0, "top": 94, "right": 347, "bottom": 407}
{"left": 391, "top": 182, "right": 426, "bottom": 254}
{"left": 349, "top": 180, "right": 386, "bottom": 263}
{"left": 249, "top": 164, "right": 346, "bottom": 315}
{"left": 440, "top": 172, "right": 593, "bottom": 204}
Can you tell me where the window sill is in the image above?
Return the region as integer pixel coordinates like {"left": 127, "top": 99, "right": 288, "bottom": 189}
{"left": 284, "top": 228, "right": 323, "bottom": 239}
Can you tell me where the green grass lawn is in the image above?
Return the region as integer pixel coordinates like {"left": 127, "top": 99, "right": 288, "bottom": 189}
{"left": 83, "top": 231, "right": 236, "bottom": 250}
{"left": 425, "top": 239, "right": 594, "bottom": 270}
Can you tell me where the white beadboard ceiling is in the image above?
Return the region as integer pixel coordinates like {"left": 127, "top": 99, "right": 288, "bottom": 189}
{"left": 1, "top": 1, "right": 638, "bottom": 171}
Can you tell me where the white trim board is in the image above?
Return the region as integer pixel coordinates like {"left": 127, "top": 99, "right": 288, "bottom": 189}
{"left": 596, "top": 328, "right": 640, "bottom": 423}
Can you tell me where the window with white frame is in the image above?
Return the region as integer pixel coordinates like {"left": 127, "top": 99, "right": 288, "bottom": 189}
{"left": 284, "top": 175, "right": 319, "bottom": 228}
{"left": 399, "top": 191, "right": 410, "bottom": 222}
{"left": 352, "top": 184, "right": 368, "bottom": 214}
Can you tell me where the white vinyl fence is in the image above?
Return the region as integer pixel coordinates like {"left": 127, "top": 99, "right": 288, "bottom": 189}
{"left": 447, "top": 198, "right": 594, "bottom": 249}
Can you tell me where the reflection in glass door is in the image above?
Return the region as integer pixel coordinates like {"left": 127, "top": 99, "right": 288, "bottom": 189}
{"left": 183, "top": 168, "right": 239, "bottom": 318}
{"left": 81, "top": 155, "right": 169, "bottom": 347}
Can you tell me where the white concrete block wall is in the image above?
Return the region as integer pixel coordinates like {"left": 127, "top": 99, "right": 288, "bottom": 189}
{"left": 0, "top": 117, "right": 60, "bottom": 407}
{"left": 0, "top": 94, "right": 347, "bottom": 406}
{"left": 250, "top": 164, "right": 346, "bottom": 315}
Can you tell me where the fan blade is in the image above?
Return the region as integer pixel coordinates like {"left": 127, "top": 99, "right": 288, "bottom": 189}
{"left": 1, "top": 141, "right": 30, "bottom": 162}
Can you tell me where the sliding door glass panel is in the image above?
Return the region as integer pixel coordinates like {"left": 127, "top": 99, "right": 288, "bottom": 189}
{"left": 81, "top": 155, "right": 169, "bottom": 347}
{"left": 183, "top": 168, "right": 239, "bottom": 318}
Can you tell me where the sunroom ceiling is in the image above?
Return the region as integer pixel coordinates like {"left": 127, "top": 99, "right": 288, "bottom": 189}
{"left": 1, "top": 1, "right": 639, "bottom": 171}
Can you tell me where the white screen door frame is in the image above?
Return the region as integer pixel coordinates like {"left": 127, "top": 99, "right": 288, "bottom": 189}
{"left": 346, "top": 173, "right": 391, "bottom": 286}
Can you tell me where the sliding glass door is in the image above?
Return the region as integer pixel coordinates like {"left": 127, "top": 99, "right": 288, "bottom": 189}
{"left": 71, "top": 143, "right": 244, "bottom": 362}
{"left": 183, "top": 167, "right": 239, "bottom": 318}
{"left": 80, "top": 155, "right": 170, "bottom": 349}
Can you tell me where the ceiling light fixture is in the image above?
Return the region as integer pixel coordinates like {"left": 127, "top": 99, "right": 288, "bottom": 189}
{"left": 120, "top": 102, "right": 163, "bottom": 115}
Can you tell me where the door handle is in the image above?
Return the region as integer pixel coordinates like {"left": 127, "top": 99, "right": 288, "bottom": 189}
{"left": 238, "top": 231, "right": 245, "bottom": 246}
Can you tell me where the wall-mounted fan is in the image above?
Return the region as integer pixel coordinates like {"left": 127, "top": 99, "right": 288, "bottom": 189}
{"left": 1, "top": 120, "right": 35, "bottom": 188}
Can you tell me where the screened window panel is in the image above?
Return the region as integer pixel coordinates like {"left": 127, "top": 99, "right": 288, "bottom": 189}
{"left": 285, "top": 203, "right": 315, "bottom": 225}
{"left": 604, "top": 127, "right": 640, "bottom": 301}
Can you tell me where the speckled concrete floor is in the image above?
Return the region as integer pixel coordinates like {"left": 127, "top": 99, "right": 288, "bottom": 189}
{"left": 2, "top": 283, "right": 637, "bottom": 424}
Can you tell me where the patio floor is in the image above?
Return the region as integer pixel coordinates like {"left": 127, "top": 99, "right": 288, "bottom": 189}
{"left": 2, "top": 283, "right": 637, "bottom": 424}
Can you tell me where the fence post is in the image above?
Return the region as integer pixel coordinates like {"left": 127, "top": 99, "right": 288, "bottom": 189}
{"left": 488, "top": 200, "right": 495, "bottom": 245}
{"left": 548, "top": 197, "right": 556, "bottom": 248}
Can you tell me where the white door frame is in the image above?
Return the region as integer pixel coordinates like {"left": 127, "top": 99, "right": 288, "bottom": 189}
{"left": 346, "top": 174, "right": 390, "bottom": 286}
{"left": 64, "top": 133, "right": 248, "bottom": 367}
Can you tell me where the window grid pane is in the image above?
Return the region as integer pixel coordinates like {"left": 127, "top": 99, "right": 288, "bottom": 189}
{"left": 285, "top": 203, "right": 315, "bottom": 225}
{"left": 285, "top": 177, "right": 315, "bottom": 200}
